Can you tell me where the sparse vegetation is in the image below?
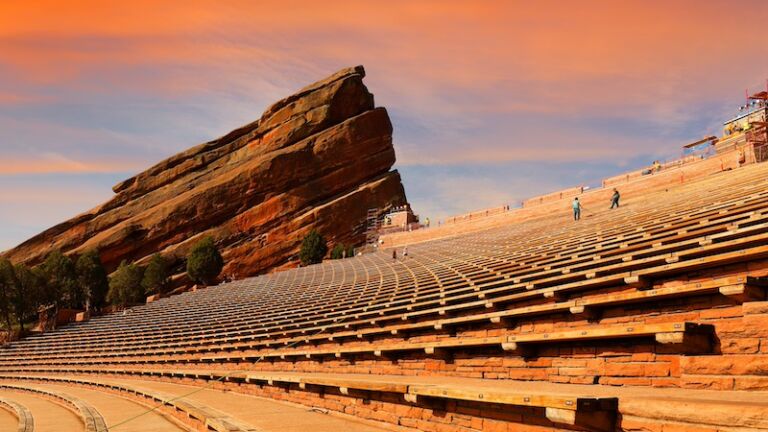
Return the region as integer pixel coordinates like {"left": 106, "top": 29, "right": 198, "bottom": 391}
{"left": 13, "top": 263, "right": 45, "bottom": 332}
{"left": 331, "top": 243, "right": 346, "bottom": 259}
{"left": 0, "top": 259, "right": 18, "bottom": 332}
{"left": 107, "top": 261, "right": 145, "bottom": 307}
{"left": 0, "top": 260, "right": 46, "bottom": 336}
{"left": 299, "top": 230, "right": 328, "bottom": 266}
{"left": 75, "top": 249, "right": 109, "bottom": 310}
{"left": 187, "top": 237, "right": 224, "bottom": 285}
{"left": 142, "top": 253, "right": 172, "bottom": 295}
{"left": 40, "top": 250, "right": 79, "bottom": 309}
{"left": 330, "top": 243, "right": 356, "bottom": 259}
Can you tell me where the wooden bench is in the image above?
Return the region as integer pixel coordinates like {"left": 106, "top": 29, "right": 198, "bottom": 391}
{"left": 0, "top": 371, "right": 617, "bottom": 431}
{"left": 191, "top": 321, "right": 708, "bottom": 363}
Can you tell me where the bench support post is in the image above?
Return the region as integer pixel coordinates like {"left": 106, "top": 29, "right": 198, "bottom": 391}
{"left": 720, "top": 284, "right": 765, "bottom": 302}
{"left": 625, "top": 276, "right": 651, "bottom": 290}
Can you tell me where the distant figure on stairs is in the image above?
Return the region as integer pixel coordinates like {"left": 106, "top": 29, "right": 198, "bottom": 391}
{"left": 392, "top": 249, "right": 397, "bottom": 260}
{"left": 572, "top": 197, "right": 582, "bottom": 221}
{"left": 610, "top": 188, "right": 621, "bottom": 209}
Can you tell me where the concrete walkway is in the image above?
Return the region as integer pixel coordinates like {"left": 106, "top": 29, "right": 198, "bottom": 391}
{"left": 105, "top": 378, "right": 391, "bottom": 432}
{"left": 0, "top": 403, "right": 18, "bottom": 431}
{"left": 0, "top": 389, "right": 82, "bottom": 432}
{"left": 106, "top": 371, "right": 768, "bottom": 430}
{"left": 39, "top": 383, "right": 186, "bottom": 432}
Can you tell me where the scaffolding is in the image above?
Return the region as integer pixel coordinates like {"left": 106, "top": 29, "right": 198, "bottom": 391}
{"left": 747, "top": 88, "right": 768, "bottom": 162}
{"left": 365, "top": 208, "right": 382, "bottom": 245}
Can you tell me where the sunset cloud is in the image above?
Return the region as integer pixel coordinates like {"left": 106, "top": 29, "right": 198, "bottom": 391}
{"left": 0, "top": 155, "right": 143, "bottom": 175}
{"left": 1, "top": 1, "right": 767, "bottom": 248}
{"left": 0, "top": 173, "right": 124, "bottom": 251}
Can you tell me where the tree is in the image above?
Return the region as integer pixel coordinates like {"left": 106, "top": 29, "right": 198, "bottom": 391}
{"left": 40, "top": 250, "right": 79, "bottom": 309}
{"left": 142, "top": 253, "right": 171, "bottom": 295}
{"left": 0, "top": 259, "right": 17, "bottom": 332}
{"left": 330, "top": 243, "right": 346, "bottom": 260}
{"left": 186, "top": 237, "right": 223, "bottom": 285}
{"left": 107, "top": 261, "right": 145, "bottom": 307}
{"left": 299, "top": 230, "right": 328, "bottom": 266}
{"left": 75, "top": 250, "right": 109, "bottom": 311}
{"left": 13, "top": 264, "right": 46, "bottom": 333}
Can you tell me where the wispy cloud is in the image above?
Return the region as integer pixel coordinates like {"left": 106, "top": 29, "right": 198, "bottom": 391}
{"left": 0, "top": 173, "right": 124, "bottom": 251}
{"left": 0, "top": 0, "right": 767, "bottom": 248}
{"left": 0, "top": 154, "right": 142, "bottom": 175}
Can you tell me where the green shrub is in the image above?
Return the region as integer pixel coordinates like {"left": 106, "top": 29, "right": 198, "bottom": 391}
{"left": 75, "top": 250, "right": 108, "bottom": 310}
{"left": 13, "top": 264, "right": 46, "bottom": 331}
{"left": 41, "top": 250, "right": 79, "bottom": 308}
{"left": 107, "top": 261, "right": 145, "bottom": 307}
{"left": 330, "top": 243, "right": 356, "bottom": 259}
{"left": 142, "top": 253, "right": 172, "bottom": 295}
{"left": 299, "top": 230, "right": 327, "bottom": 266}
{"left": 0, "top": 259, "right": 17, "bottom": 331}
{"left": 186, "top": 237, "right": 224, "bottom": 285}
{"left": 330, "top": 243, "right": 346, "bottom": 260}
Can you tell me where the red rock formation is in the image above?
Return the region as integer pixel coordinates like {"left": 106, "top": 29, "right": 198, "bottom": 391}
{"left": 3, "top": 66, "right": 407, "bottom": 279}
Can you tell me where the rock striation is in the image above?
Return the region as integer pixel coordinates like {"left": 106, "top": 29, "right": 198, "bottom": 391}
{"left": 3, "top": 66, "right": 408, "bottom": 279}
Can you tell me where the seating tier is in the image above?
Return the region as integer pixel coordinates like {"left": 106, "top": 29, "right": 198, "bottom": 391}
{"left": 5, "top": 162, "right": 768, "bottom": 431}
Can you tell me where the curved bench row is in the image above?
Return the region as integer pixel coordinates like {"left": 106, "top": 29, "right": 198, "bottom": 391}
{"left": 0, "top": 372, "right": 616, "bottom": 432}
{"left": 0, "top": 383, "right": 106, "bottom": 432}
{"left": 10, "top": 165, "right": 764, "bottom": 352}
{"left": 0, "top": 397, "right": 33, "bottom": 432}
{"left": 0, "top": 376, "right": 258, "bottom": 432}
{"left": 8, "top": 212, "right": 768, "bottom": 360}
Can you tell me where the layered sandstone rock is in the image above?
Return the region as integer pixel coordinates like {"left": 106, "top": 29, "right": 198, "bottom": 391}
{"left": 3, "top": 65, "right": 407, "bottom": 279}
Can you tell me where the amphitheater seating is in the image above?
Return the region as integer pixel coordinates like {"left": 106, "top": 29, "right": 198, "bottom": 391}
{"left": 4, "top": 162, "right": 768, "bottom": 431}
{"left": 0, "top": 397, "right": 33, "bottom": 432}
{"left": 2, "top": 376, "right": 257, "bottom": 432}
{"left": 0, "top": 383, "right": 108, "bottom": 432}
{"left": 0, "top": 372, "right": 617, "bottom": 429}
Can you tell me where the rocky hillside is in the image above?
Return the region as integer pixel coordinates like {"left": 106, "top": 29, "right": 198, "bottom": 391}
{"left": 3, "top": 66, "right": 407, "bottom": 279}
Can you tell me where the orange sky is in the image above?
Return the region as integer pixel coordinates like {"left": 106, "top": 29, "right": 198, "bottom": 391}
{"left": 1, "top": 0, "right": 767, "bottom": 248}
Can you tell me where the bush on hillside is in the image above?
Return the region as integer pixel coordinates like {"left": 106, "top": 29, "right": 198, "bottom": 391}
{"left": 330, "top": 243, "right": 346, "bottom": 260}
{"left": 142, "top": 253, "right": 172, "bottom": 295}
{"left": 299, "top": 230, "right": 327, "bottom": 266}
{"left": 107, "top": 261, "right": 145, "bottom": 307}
{"left": 75, "top": 249, "right": 109, "bottom": 310}
{"left": 13, "top": 263, "right": 46, "bottom": 332}
{"left": 186, "top": 237, "right": 224, "bottom": 285}
{"left": 0, "top": 259, "right": 18, "bottom": 331}
{"left": 41, "top": 250, "right": 80, "bottom": 309}
{"left": 330, "top": 243, "right": 356, "bottom": 259}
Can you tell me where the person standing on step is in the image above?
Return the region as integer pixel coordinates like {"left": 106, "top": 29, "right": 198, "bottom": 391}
{"left": 610, "top": 188, "right": 621, "bottom": 209}
{"left": 392, "top": 249, "right": 397, "bottom": 261}
{"left": 572, "top": 197, "right": 582, "bottom": 221}
{"left": 403, "top": 246, "right": 408, "bottom": 258}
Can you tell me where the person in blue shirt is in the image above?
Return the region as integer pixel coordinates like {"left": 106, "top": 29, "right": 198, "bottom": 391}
{"left": 572, "top": 197, "right": 582, "bottom": 221}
